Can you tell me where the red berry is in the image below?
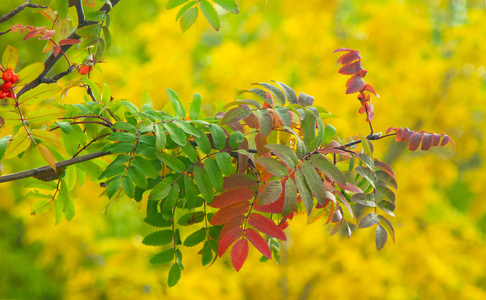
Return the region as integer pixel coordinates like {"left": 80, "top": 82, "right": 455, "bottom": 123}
{"left": 2, "top": 71, "right": 12, "bottom": 82}
{"left": 0, "top": 91, "right": 6, "bottom": 99}
{"left": 6, "top": 91, "right": 14, "bottom": 98}
{"left": 1, "top": 82, "right": 12, "bottom": 92}
{"left": 11, "top": 74, "right": 19, "bottom": 83}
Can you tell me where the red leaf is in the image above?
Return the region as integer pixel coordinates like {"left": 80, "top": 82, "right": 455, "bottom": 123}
{"left": 245, "top": 228, "right": 271, "bottom": 259}
{"left": 253, "top": 193, "right": 284, "bottom": 214}
{"left": 363, "top": 84, "right": 379, "bottom": 97}
{"left": 338, "top": 60, "right": 363, "bottom": 75}
{"left": 59, "top": 39, "right": 81, "bottom": 46}
{"left": 346, "top": 74, "right": 366, "bottom": 94}
{"left": 211, "top": 189, "right": 255, "bottom": 208}
{"left": 78, "top": 65, "right": 92, "bottom": 75}
{"left": 336, "top": 181, "right": 363, "bottom": 193}
{"left": 210, "top": 201, "right": 250, "bottom": 225}
{"left": 386, "top": 127, "right": 455, "bottom": 151}
{"left": 53, "top": 45, "right": 62, "bottom": 57}
{"left": 333, "top": 48, "right": 354, "bottom": 53}
{"left": 23, "top": 29, "right": 41, "bottom": 40}
{"left": 39, "top": 29, "right": 55, "bottom": 40}
{"left": 374, "top": 159, "right": 395, "bottom": 176}
{"left": 219, "top": 215, "right": 245, "bottom": 244}
{"left": 231, "top": 239, "right": 249, "bottom": 272}
{"left": 248, "top": 213, "right": 287, "bottom": 241}
{"left": 223, "top": 174, "right": 257, "bottom": 190}
{"left": 336, "top": 50, "right": 362, "bottom": 65}
{"left": 219, "top": 225, "right": 244, "bottom": 257}
{"left": 10, "top": 23, "right": 23, "bottom": 33}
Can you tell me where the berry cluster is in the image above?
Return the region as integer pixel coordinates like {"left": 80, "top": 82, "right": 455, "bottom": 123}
{"left": 1, "top": 68, "right": 19, "bottom": 99}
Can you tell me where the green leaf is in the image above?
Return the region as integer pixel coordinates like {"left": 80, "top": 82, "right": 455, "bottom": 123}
{"left": 180, "top": 6, "right": 198, "bottom": 32}
{"left": 149, "top": 177, "right": 175, "bottom": 201}
{"left": 144, "top": 213, "right": 172, "bottom": 227}
{"left": 183, "top": 227, "right": 207, "bottom": 247}
{"left": 142, "top": 230, "right": 173, "bottom": 246}
{"left": 190, "top": 93, "right": 202, "bottom": 120}
{"left": 107, "top": 132, "right": 136, "bottom": 143}
{"left": 358, "top": 212, "right": 379, "bottom": 228}
{"left": 376, "top": 170, "right": 398, "bottom": 190}
{"left": 378, "top": 215, "right": 395, "bottom": 243}
{"left": 25, "top": 107, "right": 65, "bottom": 123}
{"left": 17, "top": 62, "right": 44, "bottom": 85}
{"left": 253, "top": 82, "right": 286, "bottom": 105}
{"left": 193, "top": 165, "right": 214, "bottom": 203}
{"left": 378, "top": 200, "right": 396, "bottom": 217}
{"left": 359, "top": 133, "right": 373, "bottom": 157}
{"left": 167, "top": 0, "right": 190, "bottom": 9}
{"left": 322, "top": 124, "right": 336, "bottom": 146}
{"left": 166, "top": 89, "right": 186, "bottom": 118}
{"left": 295, "top": 169, "right": 313, "bottom": 215}
{"left": 355, "top": 166, "right": 376, "bottom": 188}
{"left": 238, "top": 88, "right": 268, "bottom": 103}
{"left": 202, "top": 241, "right": 213, "bottom": 266}
{"left": 300, "top": 161, "right": 326, "bottom": 205}
{"left": 127, "top": 166, "right": 148, "bottom": 189}
{"left": 168, "top": 263, "right": 181, "bottom": 287}
{"left": 204, "top": 158, "right": 223, "bottom": 191}
{"left": 255, "top": 157, "right": 288, "bottom": 178}
{"left": 377, "top": 185, "right": 395, "bottom": 203}
{"left": 164, "top": 122, "right": 187, "bottom": 147}
{"left": 183, "top": 174, "right": 198, "bottom": 208}
{"left": 193, "top": 129, "right": 211, "bottom": 154}
{"left": 102, "top": 142, "right": 134, "bottom": 154}
{"left": 228, "top": 131, "right": 245, "bottom": 148}
{"left": 213, "top": 0, "right": 239, "bottom": 13}
{"left": 358, "top": 153, "right": 374, "bottom": 170}
{"left": 3, "top": 131, "right": 30, "bottom": 160}
{"left": 283, "top": 178, "right": 297, "bottom": 216}
{"left": 150, "top": 249, "right": 175, "bottom": 264}
{"left": 161, "top": 182, "right": 180, "bottom": 212}
{"left": 155, "top": 124, "right": 167, "bottom": 150}
{"left": 215, "top": 152, "right": 233, "bottom": 176}
{"left": 0, "top": 135, "right": 11, "bottom": 160}
{"left": 53, "top": 197, "right": 63, "bottom": 225}
{"left": 55, "top": 121, "right": 72, "bottom": 134}
{"left": 257, "top": 180, "right": 282, "bottom": 206}
{"left": 274, "top": 106, "right": 291, "bottom": 127}
{"left": 272, "top": 81, "right": 298, "bottom": 104}
{"left": 310, "top": 154, "right": 346, "bottom": 185}
{"left": 221, "top": 107, "right": 252, "bottom": 125}
{"left": 132, "top": 156, "right": 158, "bottom": 179}
{"left": 173, "top": 120, "right": 200, "bottom": 138}
{"left": 301, "top": 108, "right": 317, "bottom": 151}
{"left": 121, "top": 175, "right": 135, "bottom": 198}
{"left": 178, "top": 211, "right": 205, "bottom": 226}
{"left": 176, "top": 1, "right": 197, "bottom": 21}
{"left": 31, "top": 200, "right": 51, "bottom": 215}
{"left": 209, "top": 124, "right": 226, "bottom": 150}
{"left": 284, "top": 126, "right": 306, "bottom": 158}
{"left": 264, "top": 143, "right": 298, "bottom": 169}
{"left": 75, "top": 23, "right": 102, "bottom": 38}
{"left": 375, "top": 225, "right": 388, "bottom": 250}
{"left": 200, "top": 0, "right": 220, "bottom": 31}
{"left": 257, "top": 109, "right": 272, "bottom": 137}
{"left": 157, "top": 152, "right": 186, "bottom": 173}
{"left": 351, "top": 193, "right": 376, "bottom": 207}
{"left": 2, "top": 45, "right": 18, "bottom": 70}
{"left": 181, "top": 142, "right": 199, "bottom": 163}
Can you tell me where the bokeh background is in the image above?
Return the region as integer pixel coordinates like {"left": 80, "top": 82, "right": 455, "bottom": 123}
{"left": 1, "top": 0, "right": 486, "bottom": 299}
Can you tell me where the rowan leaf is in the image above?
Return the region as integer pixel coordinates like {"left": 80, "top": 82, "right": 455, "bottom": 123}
{"left": 150, "top": 249, "right": 175, "bottom": 265}
{"left": 376, "top": 170, "right": 398, "bottom": 190}
{"left": 253, "top": 82, "right": 286, "bottom": 105}
{"left": 257, "top": 180, "right": 282, "bottom": 206}
{"left": 237, "top": 88, "right": 267, "bottom": 103}
{"left": 167, "top": 0, "right": 190, "bottom": 9}
{"left": 283, "top": 178, "right": 297, "bottom": 216}
{"left": 2, "top": 45, "right": 18, "bottom": 70}
{"left": 256, "top": 156, "right": 288, "bottom": 178}
{"left": 299, "top": 161, "right": 326, "bottom": 205}
{"left": 3, "top": 131, "right": 30, "bottom": 159}
{"left": 200, "top": 0, "right": 220, "bottom": 30}
{"left": 358, "top": 212, "right": 379, "bottom": 228}
{"left": 338, "top": 60, "right": 364, "bottom": 75}
{"left": 149, "top": 176, "right": 175, "bottom": 201}
{"left": 209, "top": 124, "right": 226, "bottom": 150}
{"left": 274, "top": 106, "right": 291, "bottom": 127}
{"left": 183, "top": 227, "right": 207, "bottom": 247}
{"left": 193, "top": 130, "right": 211, "bottom": 154}
{"left": 301, "top": 109, "right": 317, "bottom": 150}
{"left": 25, "top": 107, "right": 65, "bottom": 123}
{"left": 221, "top": 107, "right": 252, "bottom": 125}
{"left": 31, "top": 200, "right": 51, "bottom": 215}
{"left": 142, "top": 230, "right": 173, "bottom": 246}
{"left": 204, "top": 158, "right": 223, "bottom": 190}
{"left": 0, "top": 135, "right": 11, "bottom": 160}
{"left": 193, "top": 165, "right": 214, "bottom": 203}
{"left": 17, "top": 62, "right": 44, "bottom": 85}
{"left": 178, "top": 211, "right": 205, "bottom": 226}
{"left": 211, "top": 188, "right": 254, "bottom": 208}
{"left": 295, "top": 168, "right": 313, "bottom": 215}
{"left": 75, "top": 23, "right": 101, "bottom": 37}
{"left": 378, "top": 200, "right": 396, "bottom": 217}
{"left": 189, "top": 93, "right": 202, "bottom": 120}
{"left": 257, "top": 109, "right": 273, "bottom": 137}
{"left": 272, "top": 81, "right": 298, "bottom": 104}
{"left": 210, "top": 201, "right": 250, "bottom": 225}
{"left": 213, "top": 0, "right": 239, "bottom": 14}
{"left": 264, "top": 143, "right": 298, "bottom": 169}
{"left": 377, "top": 185, "right": 395, "bottom": 203}
{"left": 164, "top": 122, "right": 187, "bottom": 147}
{"left": 223, "top": 173, "right": 257, "bottom": 190}
{"left": 219, "top": 222, "right": 244, "bottom": 256}
{"left": 168, "top": 263, "right": 181, "bottom": 287}
{"left": 245, "top": 228, "right": 271, "bottom": 259}
{"left": 378, "top": 215, "right": 395, "bottom": 243}
{"left": 36, "top": 144, "right": 57, "bottom": 172}
{"left": 248, "top": 213, "right": 287, "bottom": 241}
{"left": 355, "top": 166, "right": 376, "bottom": 188}
{"left": 375, "top": 225, "right": 388, "bottom": 250}
{"left": 351, "top": 193, "right": 376, "bottom": 207}
{"left": 231, "top": 239, "right": 249, "bottom": 271}
{"left": 202, "top": 241, "right": 213, "bottom": 266}
{"left": 358, "top": 153, "right": 374, "bottom": 170}
{"left": 310, "top": 154, "right": 346, "bottom": 185}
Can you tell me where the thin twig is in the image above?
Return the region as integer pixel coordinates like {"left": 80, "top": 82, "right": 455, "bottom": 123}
{"left": 0, "top": 0, "right": 47, "bottom": 24}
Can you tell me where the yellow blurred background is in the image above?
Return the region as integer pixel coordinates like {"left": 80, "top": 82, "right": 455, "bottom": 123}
{"left": 1, "top": 0, "right": 486, "bottom": 299}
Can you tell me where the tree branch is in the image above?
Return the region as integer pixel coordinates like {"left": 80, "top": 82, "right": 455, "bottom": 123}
{"left": 0, "top": 0, "right": 47, "bottom": 24}
{"left": 0, "top": 151, "right": 110, "bottom": 183}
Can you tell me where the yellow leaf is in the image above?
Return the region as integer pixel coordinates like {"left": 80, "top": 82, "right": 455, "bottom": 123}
{"left": 2, "top": 45, "right": 18, "bottom": 70}
{"left": 25, "top": 107, "right": 65, "bottom": 123}
{"left": 30, "top": 129, "right": 61, "bottom": 146}
{"left": 37, "top": 144, "right": 57, "bottom": 172}
{"left": 17, "top": 62, "right": 45, "bottom": 86}
{"left": 4, "top": 131, "right": 30, "bottom": 159}
{"left": 17, "top": 83, "right": 62, "bottom": 106}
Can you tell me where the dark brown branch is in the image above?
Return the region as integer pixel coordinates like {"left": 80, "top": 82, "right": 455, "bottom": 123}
{"left": 0, "top": 151, "right": 110, "bottom": 183}
{"left": 0, "top": 0, "right": 47, "bottom": 24}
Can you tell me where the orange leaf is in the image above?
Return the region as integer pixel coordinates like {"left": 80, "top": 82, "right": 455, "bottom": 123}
{"left": 231, "top": 238, "right": 249, "bottom": 272}
{"left": 59, "top": 39, "right": 81, "bottom": 46}
{"left": 210, "top": 201, "right": 250, "bottom": 225}
{"left": 36, "top": 144, "right": 57, "bottom": 172}
{"left": 248, "top": 213, "right": 287, "bottom": 241}
{"left": 223, "top": 174, "right": 257, "bottom": 190}
{"left": 211, "top": 189, "right": 255, "bottom": 208}
{"left": 245, "top": 228, "right": 271, "bottom": 259}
